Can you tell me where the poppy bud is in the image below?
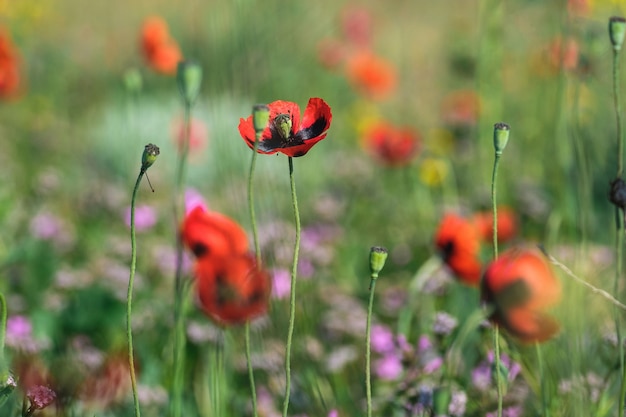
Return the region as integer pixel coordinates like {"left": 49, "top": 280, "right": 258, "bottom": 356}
{"left": 609, "top": 17, "right": 626, "bottom": 51}
{"left": 432, "top": 387, "right": 451, "bottom": 416}
{"left": 273, "top": 113, "right": 293, "bottom": 140}
{"left": 177, "top": 61, "right": 202, "bottom": 105}
{"left": 123, "top": 68, "right": 143, "bottom": 95}
{"left": 141, "top": 143, "right": 160, "bottom": 172}
{"left": 609, "top": 177, "right": 626, "bottom": 210}
{"left": 369, "top": 246, "right": 388, "bottom": 279}
{"left": 493, "top": 122, "right": 510, "bottom": 156}
{"left": 252, "top": 104, "right": 270, "bottom": 134}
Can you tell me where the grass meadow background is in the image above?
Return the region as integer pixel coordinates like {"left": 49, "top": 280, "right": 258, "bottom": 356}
{"left": 2, "top": 0, "right": 626, "bottom": 416}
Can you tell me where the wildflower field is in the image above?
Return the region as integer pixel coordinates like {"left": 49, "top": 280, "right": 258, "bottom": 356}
{"left": 4, "top": 0, "right": 626, "bottom": 416}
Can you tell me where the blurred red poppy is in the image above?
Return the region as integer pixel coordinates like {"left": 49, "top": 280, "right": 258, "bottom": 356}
{"left": 345, "top": 50, "right": 397, "bottom": 100}
{"left": 195, "top": 253, "right": 270, "bottom": 325}
{"left": 0, "top": 28, "right": 21, "bottom": 98}
{"left": 181, "top": 206, "right": 249, "bottom": 260}
{"left": 364, "top": 122, "right": 421, "bottom": 167}
{"left": 434, "top": 213, "right": 482, "bottom": 286}
{"left": 482, "top": 248, "right": 561, "bottom": 343}
{"left": 81, "top": 353, "right": 131, "bottom": 410}
{"left": 473, "top": 207, "right": 518, "bottom": 244}
{"left": 441, "top": 90, "right": 480, "bottom": 127}
{"left": 547, "top": 37, "right": 579, "bottom": 72}
{"left": 171, "top": 116, "right": 208, "bottom": 153}
{"left": 340, "top": 4, "right": 373, "bottom": 48}
{"left": 238, "top": 98, "right": 332, "bottom": 157}
{"left": 140, "top": 16, "right": 182, "bottom": 75}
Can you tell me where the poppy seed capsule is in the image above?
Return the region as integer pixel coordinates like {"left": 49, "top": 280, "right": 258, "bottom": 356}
{"left": 493, "top": 122, "right": 510, "bottom": 156}
{"left": 142, "top": 143, "right": 160, "bottom": 171}
{"left": 609, "top": 17, "right": 626, "bottom": 51}
{"left": 252, "top": 104, "right": 270, "bottom": 134}
{"left": 609, "top": 177, "right": 626, "bottom": 209}
{"left": 177, "top": 61, "right": 202, "bottom": 105}
{"left": 369, "top": 246, "right": 388, "bottom": 279}
{"left": 273, "top": 114, "right": 292, "bottom": 140}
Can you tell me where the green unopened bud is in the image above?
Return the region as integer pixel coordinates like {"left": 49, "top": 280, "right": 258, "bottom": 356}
{"left": 432, "top": 387, "right": 451, "bottom": 416}
{"left": 177, "top": 61, "right": 203, "bottom": 105}
{"left": 252, "top": 104, "right": 270, "bottom": 134}
{"left": 493, "top": 122, "right": 510, "bottom": 156}
{"left": 369, "top": 246, "right": 388, "bottom": 279}
{"left": 141, "top": 143, "right": 160, "bottom": 172}
{"left": 123, "top": 68, "right": 142, "bottom": 95}
{"left": 609, "top": 17, "right": 626, "bottom": 51}
{"left": 273, "top": 114, "right": 292, "bottom": 140}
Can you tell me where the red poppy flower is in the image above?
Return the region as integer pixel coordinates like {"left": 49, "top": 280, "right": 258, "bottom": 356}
{"left": 195, "top": 253, "right": 270, "bottom": 325}
{"left": 472, "top": 207, "right": 518, "bottom": 244}
{"left": 345, "top": 50, "right": 397, "bottom": 100}
{"left": 434, "top": 213, "right": 482, "bottom": 286}
{"left": 140, "top": 16, "right": 182, "bottom": 75}
{"left": 364, "top": 122, "right": 421, "bottom": 167}
{"left": 238, "top": 98, "right": 332, "bottom": 157}
{"left": 181, "top": 206, "right": 249, "bottom": 260}
{"left": 0, "top": 28, "right": 21, "bottom": 98}
{"left": 546, "top": 37, "right": 579, "bottom": 72}
{"left": 482, "top": 248, "right": 561, "bottom": 343}
{"left": 441, "top": 90, "right": 481, "bottom": 127}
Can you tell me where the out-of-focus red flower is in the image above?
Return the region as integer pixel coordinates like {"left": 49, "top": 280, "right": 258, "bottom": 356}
{"left": 473, "top": 207, "right": 518, "bottom": 244}
{"left": 317, "top": 38, "right": 347, "bottom": 70}
{"left": 441, "top": 90, "right": 481, "bottom": 126}
{"left": 140, "top": 16, "right": 182, "bottom": 75}
{"left": 568, "top": 0, "right": 590, "bottom": 16}
{"left": 341, "top": 4, "right": 373, "bottom": 48}
{"left": 171, "top": 116, "right": 208, "bottom": 153}
{"left": 0, "top": 28, "right": 21, "bottom": 98}
{"left": 547, "top": 37, "right": 579, "bottom": 72}
{"left": 238, "top": 98, "right": 332, "bottom": 157}
{"left": 364, "top": 122, "right": 421, "bottom": 167}
{"left": 181, "top": 206, "right": 249, "bottom": 260}
{"left": 81, "top": 353, "right": 131, "bottom": 410}
{"left": 434, "top": 213, "right": 483, "bottom": 286}
{"left": 195, "top": 253, "right": 270, "bottom": 325}
{"left": 345, "top": 51, "right": 397, "bottom": 100}
{"left": 482, "top": 248, "right": 561, "bottom": 343}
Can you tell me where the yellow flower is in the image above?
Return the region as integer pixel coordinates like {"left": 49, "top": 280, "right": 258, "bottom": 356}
{"left": 419, "top": 157, "right": 448, "bottom": 187}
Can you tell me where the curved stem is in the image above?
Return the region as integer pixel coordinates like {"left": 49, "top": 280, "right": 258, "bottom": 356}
{"left": 127, "top": 168, "right": 145, "bottom": 417}
{"left": 245, "top": 130, "right": 262, "bottom": 417}
{"left": 491, "top": 152, "right": 503, "bottom": 417}
{"left": 365, "top": 278, "right": 377, "bottom": 417}
{"left": 282, "top": 157, "right": 301, "bottom": 417}
{"left": 171, "top": 102, "right": 192, "bottom": 417}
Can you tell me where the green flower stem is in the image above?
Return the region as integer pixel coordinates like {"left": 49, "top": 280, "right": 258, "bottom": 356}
{"left": 536, "top": 342, "right": 549, "bottom": 417}
{"left": 613, "top": 42, "right": 626, "bottom": 417}
{"left": 491, "top": 151, "right": 503, "bottom": 417}
{"left": 0, "top": 292, "right": 6, "bottom": 379}
{"left": 282, "top": 156, "right": 301, "bottom": 417}
{"left": 127, "top": 167, "right": 146, "bottom": 417}
{"left": 245, "top": 127, "right": 263, "bottom": 417}
{"left": 171, "top": 102, "right": 191, "bottom": 417}
{"left": 365, "top": 277, "right": 377, "bottom": 417}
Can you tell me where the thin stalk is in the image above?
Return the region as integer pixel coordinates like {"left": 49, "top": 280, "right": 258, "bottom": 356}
{"left": 0, "top": 292, "right": 6, "bottom": 366}
{"left": 536, "top": 343, "right": 549, "bottom": 417}
{"left": 171, "top": 102, "right": 192, "bottom": 417}
{"left": 127, "top": 167, "right": 146, "bottom": 417}
{"left": 365, "top": 277, "right": 377, "bottom": 417}
{"left": 491, "top": 152, "right": 503, "bottom": 417}
{"left": 614, "top": 42, "right": 626, "bottom": 415}
{"left": 282, "top": 156, "right": 301, "bottom": 417}
{"left": 245, "top": 127, "right": 263, "bottom": 417}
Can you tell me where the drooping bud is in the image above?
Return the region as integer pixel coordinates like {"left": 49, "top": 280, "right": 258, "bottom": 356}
{"left": 609, "top": 177, "right": 626, "bottom": 210}
{"left": 141, "top": 143, "right": 160, "bottom": 172}
{"left": 273, "top": 114, "right": 293, "bottom": 140}
{"left": 493, "top": 122, "right": 510, "bottom": 156}
{"left": 252, "top": 104, "right": 270, "bottom": 135}
{"left": 369, "top": 246, "right": 388, "bottom": 279}
{"left": 609, "top": 17, "right": 626, "bottom": 51}
{"left": 177, "top": 61, "right": 203, "bottom": 105}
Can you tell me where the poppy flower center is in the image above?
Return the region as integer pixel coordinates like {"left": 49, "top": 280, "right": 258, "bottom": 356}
{"left": 273, "top": 113, "right": 293, "bottom": 140}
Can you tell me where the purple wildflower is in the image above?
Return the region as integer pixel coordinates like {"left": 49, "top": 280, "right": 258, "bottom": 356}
{"left": 370, "top": 324, "right": 395, "bottom": 354}
{"left": 375, "top": 353, "right": 403, "bottom": 380}
{"left": 124, "top": 204, "right": 157, "bottom": 231}
{"left": 271, "top": 268, "right": 291, "bottom": 300}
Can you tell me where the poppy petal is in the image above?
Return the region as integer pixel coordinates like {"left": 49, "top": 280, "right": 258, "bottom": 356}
{"left": 296, "top": 98, "right": 332, "bottom": 141}
{"left": 503, "top": 309, "right": 560, "bottom": 343}
{"left": 195, "top": 254, "right": 270, "bottom": 325}
{"left": 181, "top": 206, "right": 249, "bottom": 259}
